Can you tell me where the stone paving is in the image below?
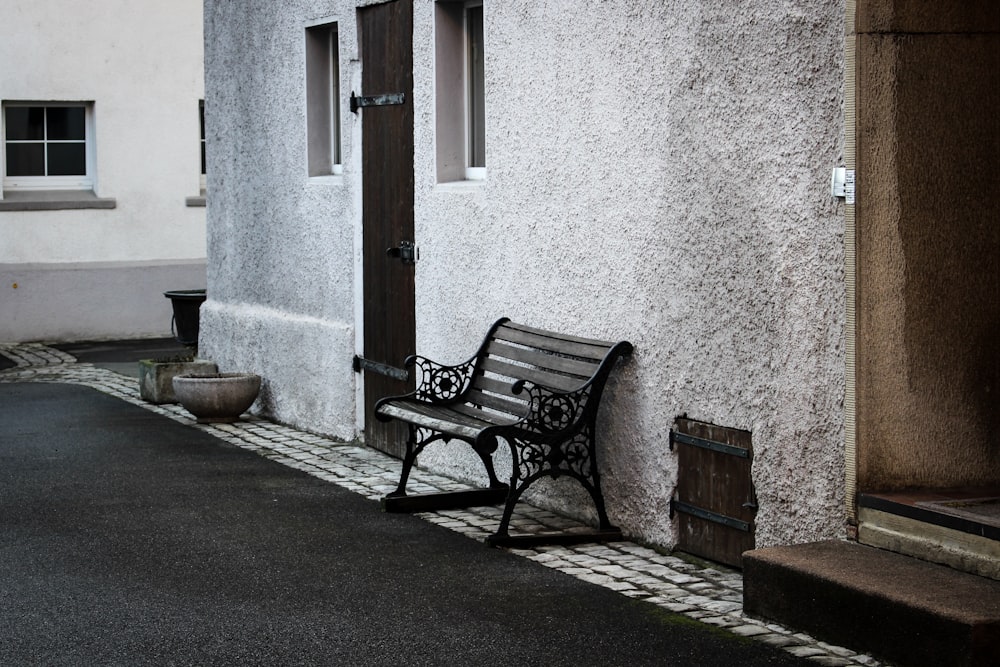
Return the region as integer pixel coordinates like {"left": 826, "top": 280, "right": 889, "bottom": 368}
{"left": 0, "top": 343, "right": 880, "bottom": 667}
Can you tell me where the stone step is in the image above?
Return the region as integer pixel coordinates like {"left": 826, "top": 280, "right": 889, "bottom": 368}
{"left": 743, "top": 540, "right": 1000, "bottom": 667}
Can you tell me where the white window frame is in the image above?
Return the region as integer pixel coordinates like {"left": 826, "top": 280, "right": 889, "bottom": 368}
{"left": 2, "top": 101, "right": 95, "bottom": 191}
{"left": 305, "top": 21, "right": 342, "bottom": 177}
{"left": 464, "top": 0, "right": 486, "bottom": 180}
{"left": 435, "top": 1, "right": 487, "bottom": 183}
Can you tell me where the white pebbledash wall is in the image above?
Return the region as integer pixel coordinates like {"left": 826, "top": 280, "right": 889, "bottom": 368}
{"left": 0, "top": 0, "right": 206, "bottom": 341}
{"left": 201, "top": 0, "right": 846, "bottom": 549}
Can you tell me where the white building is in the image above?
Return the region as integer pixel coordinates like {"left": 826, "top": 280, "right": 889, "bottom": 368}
{"left": 201, "top": 0, "right": 998, "bottom": 582}
{"left": 0, "top": 0, "right": 206, "bottom": 342}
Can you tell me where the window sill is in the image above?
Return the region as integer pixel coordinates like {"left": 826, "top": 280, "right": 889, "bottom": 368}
{"left": 435, "top": 179, "right": 487, "bottom": 192}
{"left": 0, "top": 190, "right": 116, "bottom": 211}
{"left": 185, "top": 195, "right": 206, "bottom": 207}
{"left": 307, "top": 174, "right": 345, "bottom": 186}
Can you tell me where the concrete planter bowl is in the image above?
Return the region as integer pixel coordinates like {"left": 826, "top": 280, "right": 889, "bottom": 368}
{"left": 172, "top": 373, "right": 261, "bottom": 423}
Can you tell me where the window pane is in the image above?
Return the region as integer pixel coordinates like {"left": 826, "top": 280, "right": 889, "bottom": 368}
{"left": 5, "top": 107, "right": 45, "bottom": 141}
{"left": 200, "top": 101, "right": 206, "bottom": 175}
{"left": 330, "top": 28, "right": 341, "bottom": 166}
{"left": 47, "top": 107, "right": 86, "bottom": 140}
{"left": 6, "top": 143, "right": 45, "bottom": 176}
{"left": 467, "top": 5, "right": 486, "bottom": 168}
{"left": 47, "top": 143, "right": 86, "bottom": 175}
{"left": 306, "top": 23, "right": 338, "bottom": 176}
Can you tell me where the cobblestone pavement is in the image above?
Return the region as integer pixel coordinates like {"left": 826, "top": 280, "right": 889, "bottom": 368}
{"left": 0, "top": 343, "right": 880, "bottom": 667}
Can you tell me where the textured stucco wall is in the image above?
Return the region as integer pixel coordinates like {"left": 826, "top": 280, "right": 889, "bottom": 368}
{"left": 856, "top": 4, "right": 1000, "bottom": 489}
{"left": 202, "top": 0, "right": 846, "bottom": 549}
{"left": 199, "top": 0, "right": 362, "bottom": 440}
{"left": 413, "top": 0, "right": 847, "bottom": 548}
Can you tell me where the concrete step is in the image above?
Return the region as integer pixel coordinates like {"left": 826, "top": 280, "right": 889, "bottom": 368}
{"left": 743, "top": 540, "right": 1000, "bottom": 667}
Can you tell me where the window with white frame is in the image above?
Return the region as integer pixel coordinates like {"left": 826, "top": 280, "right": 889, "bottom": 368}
{"left": 305, "top": 22, "right": 342, "bottom": 176}
{"left": 3, "top": 102, "right": 94, "bottom": 191}
{"left": 435, "top": 1, "right": 486, "bottom": 182}
{"left": 186, "top": 99, "right": 208, "bottom": 206}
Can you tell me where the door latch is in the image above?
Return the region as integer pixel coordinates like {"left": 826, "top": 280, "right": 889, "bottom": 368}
{"left": 386, "top": 240, "right": 419, "bottom": 264}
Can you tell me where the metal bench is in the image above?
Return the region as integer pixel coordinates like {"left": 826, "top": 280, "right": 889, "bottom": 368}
{"left": 374, "top": 318, "right": 633, "bottom": 547}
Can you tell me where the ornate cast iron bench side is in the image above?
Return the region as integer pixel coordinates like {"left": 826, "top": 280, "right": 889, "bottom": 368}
{"left": 374, "top": 317, "right": 633, "bottom": 547}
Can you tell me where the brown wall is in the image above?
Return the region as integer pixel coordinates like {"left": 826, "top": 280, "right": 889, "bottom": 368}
{"left": 856, "top": 1, "right": 1000, "bottom": 489}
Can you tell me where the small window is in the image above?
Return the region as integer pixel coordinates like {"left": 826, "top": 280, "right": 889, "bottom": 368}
{"left": 187, "top": 100, "right": 208, "bottom": 205}
{"left": 305, "top": 22, "right": 342, "bottom": 176}
{"left": 199, "top": 100, "right": 206, "bottom": 178}
{"left": 199, "top": 100, "right": 207, "bottom": 194}
{"left": 435, "top": 1, "right": 486, "bottom": 182}
{"left": 3, "top": 102, "right": 94, "bottom": 191}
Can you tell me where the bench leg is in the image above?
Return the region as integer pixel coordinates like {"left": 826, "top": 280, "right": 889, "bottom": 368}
{"left": 486, "top": 429, "right": 622, "bottom": 547}
{"left": 382, "top": 487, "right": 509, "bottom": 513}
{"left": 474, "top": 443, "right": 506, "bottom": 491}
{"left": 385, "top": 423, "right": 425, "bottom": 498}
{"left": 381, "top": 426, "right": 509, "bottom": 513}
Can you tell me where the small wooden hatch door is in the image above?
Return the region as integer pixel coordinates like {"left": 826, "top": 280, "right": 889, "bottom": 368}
{"left": 671, "top": 418, "right": 757, "bottom": 568}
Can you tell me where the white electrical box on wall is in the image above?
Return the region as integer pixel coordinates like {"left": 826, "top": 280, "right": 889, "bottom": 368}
{"left": 831, "top": 168, "right": 856, "bottom": 204}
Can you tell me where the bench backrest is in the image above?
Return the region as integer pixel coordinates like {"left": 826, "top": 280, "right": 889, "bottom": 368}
{"left": 462, "top": 319, "right": 632, "bottom": 424}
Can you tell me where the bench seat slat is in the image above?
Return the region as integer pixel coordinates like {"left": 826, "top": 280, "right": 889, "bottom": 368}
{"left": 463, "top": 387, "right": 529, "bottom": 419}
{"left": 494, "top": 323, "right": 614, "bottom": 361}
{"left": 486, "top": 340, "right": 599, "bottom": 379}
{"left": 378, "top": 400, "right": 511, "bottom": 440}
{"left": 480, "top": 357, "right": 584, "bottom": 393}
{"left": 380, "top": 399, "right": 496, "bottom": 428}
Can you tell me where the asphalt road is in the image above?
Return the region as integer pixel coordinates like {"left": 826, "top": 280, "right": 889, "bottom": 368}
{"left": 0, "top": 381, "right": 809, "bottom": 666}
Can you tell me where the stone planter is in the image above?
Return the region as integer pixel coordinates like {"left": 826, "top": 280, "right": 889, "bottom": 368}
{"left": 172, "top": 373, "right": 261, "bottom": 423}
{"left": 138, "top": 358, "right": 218, "bottom": 404}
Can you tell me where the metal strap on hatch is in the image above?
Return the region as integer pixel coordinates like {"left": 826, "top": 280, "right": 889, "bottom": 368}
{"left": 670, "top": 431, "right": 750, "bottom": 458}
{"left": 670, "top": 500, "right": 752, "bottom": 532}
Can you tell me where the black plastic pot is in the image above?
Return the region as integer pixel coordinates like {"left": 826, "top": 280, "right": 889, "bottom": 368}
{"left": 164, "top": 289, "right": 207, "bottom": 346}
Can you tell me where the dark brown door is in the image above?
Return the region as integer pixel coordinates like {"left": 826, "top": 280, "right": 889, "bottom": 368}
{"left": 359, "top": 0, "right": 415, "bottom": 459}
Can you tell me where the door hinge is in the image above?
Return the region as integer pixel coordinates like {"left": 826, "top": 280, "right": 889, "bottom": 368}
{"left": 670, "top": 499, "right": 752, "bottom": 533}
{"left": 669, "top": 431, "right": 750, "bottom": 458}
{"left": 353, "top": 355, "right": 409, "bottom": 382}
{"left": 350, "top": 91, "right": 405, "bottom": 114}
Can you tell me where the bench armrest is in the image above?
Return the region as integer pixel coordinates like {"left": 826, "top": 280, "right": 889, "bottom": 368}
{"left": 406, "top": 354, "right": 477, "bottom": 403}
{"left": 510, "top": 379, "right": 593, "bottom": 435}
{"left": 374, "top": 352, "right": 480, "bottom": 421}
{"left": 364, "top": 352, "right": 473, "bottom": 402}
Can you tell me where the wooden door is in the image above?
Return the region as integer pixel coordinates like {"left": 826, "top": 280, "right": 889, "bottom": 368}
{"left": 671, "top": 418, "right": 757, "bottom": 568}
{"left": 358, "top": 0, "right": 415, "bottom": 459}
